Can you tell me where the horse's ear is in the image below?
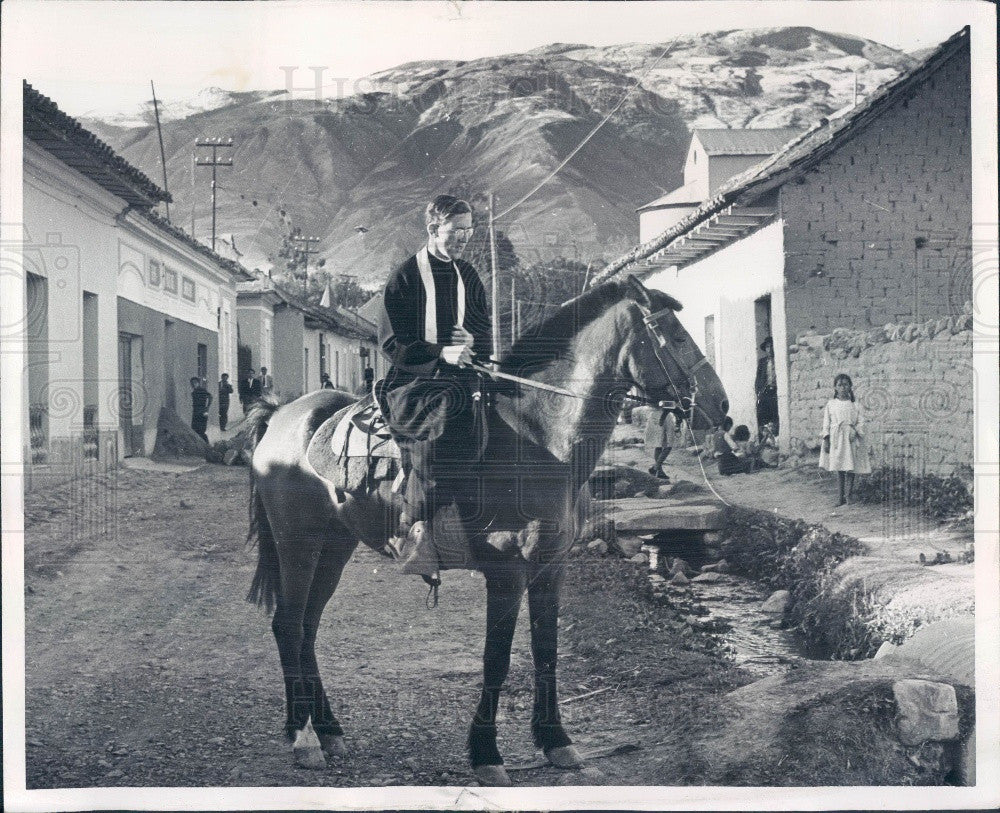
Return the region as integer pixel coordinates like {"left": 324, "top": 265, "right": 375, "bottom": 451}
{"left": 625, "top": 275, "right": 653, "bottom": 308}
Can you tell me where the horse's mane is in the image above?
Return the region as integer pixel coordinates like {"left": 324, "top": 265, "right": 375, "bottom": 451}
{"left": 500, "top": 279, "right": 681, "bottom": 374}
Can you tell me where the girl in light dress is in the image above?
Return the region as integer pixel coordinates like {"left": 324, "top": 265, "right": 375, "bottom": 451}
{"left": 819, "top": 373, "right": 871, "bottom": 506}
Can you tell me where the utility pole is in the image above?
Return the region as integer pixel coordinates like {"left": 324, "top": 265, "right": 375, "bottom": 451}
{"left": 194, "top": 137, "right": 234, "bottom": 251}
{"left": 150, "top": 81, "right": 170, "bottom": 223}
{"left": 290, "top": 233, "right": 320, "bottom": 278}
{"left": 488, "top": 192, "right": 501, "bottom": 357}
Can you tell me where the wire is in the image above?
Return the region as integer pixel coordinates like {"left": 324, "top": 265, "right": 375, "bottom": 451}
{"left": 495, "top": 37, "right": 678, "bottom": 222}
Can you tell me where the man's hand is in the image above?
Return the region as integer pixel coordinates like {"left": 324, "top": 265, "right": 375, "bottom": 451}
{"left": 451, "top": 325, "right": 474, "bottom": 349}
{"left": 441, "top": 345, "right": 473, "bottom": 366}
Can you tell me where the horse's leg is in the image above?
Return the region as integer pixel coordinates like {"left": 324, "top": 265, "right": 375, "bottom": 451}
{"left": 299, "top": 534, "right": 358, "bottom": 757}
{"left": 467, "top": 560, "right": 525, "bottom": 786}
{"left": 527, "top": 556, "right": 581, "bottom": 769}
{"left": 271, "top": 531, "right": 327, "bottom": 769}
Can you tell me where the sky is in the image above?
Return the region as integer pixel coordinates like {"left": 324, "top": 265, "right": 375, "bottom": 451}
{"left": 2, "top": 0, "right": 988, "bottom": 119}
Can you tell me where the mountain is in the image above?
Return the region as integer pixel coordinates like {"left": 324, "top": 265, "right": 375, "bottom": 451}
{"left": 81, "top": 27, "right": 917, "bottom": 284}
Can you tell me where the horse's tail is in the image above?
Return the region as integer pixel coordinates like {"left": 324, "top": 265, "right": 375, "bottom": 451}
{"left": 245, "top": 399, "right": 280, "bottom": 613}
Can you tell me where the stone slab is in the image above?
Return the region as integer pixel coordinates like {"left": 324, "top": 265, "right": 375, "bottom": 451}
{"left": 602, "top": 497, "right": 724, "bottom": 532}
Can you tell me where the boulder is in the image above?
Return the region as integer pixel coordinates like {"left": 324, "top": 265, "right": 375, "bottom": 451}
{"left": 151, "top": 407, "right": 210, "bottom": 460}
{"left": 629, "top": 552, "right": 648, "bottom": 565}
{"left": 669, "top": 557, "right": 692, "bottom": 576}
{"left": 665, "top": 479, "right": 705, "bottom": 497}
{"left": 761, "top": 589, "right": 791, "bottom": 614}
{"left": 586, "top": 538, "right": 609, "bottom": 556}
{"left": 893, "top": 679, "right": 960, "bottom": 746}
{"left": 616, "top": 537, "right": 643, "bottom": 558}
{"left": 223, "top": 448, "right": 242, "bottom": 466}
{"left": 701, "top": 558, "right": 730, "bottom": 574}
{"left": 692, "top": 571, "right": 724, "bottom": 583}
{"left": 669, "top": 571, "right": 690, "bottom": 586}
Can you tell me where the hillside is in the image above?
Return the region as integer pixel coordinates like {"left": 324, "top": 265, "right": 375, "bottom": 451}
{"left": 82, "top": 27, "right": 917, "bottom": 284}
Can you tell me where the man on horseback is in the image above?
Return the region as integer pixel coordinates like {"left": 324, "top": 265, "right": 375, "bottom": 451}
{"left": 376, "top": 194, "right": 493, "bottom": 575}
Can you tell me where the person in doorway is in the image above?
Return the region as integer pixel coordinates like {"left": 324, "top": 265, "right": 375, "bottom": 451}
{"left": 377, "top": 194, "right": 493, "bottom": 578}
{"left": 238, "top": 368, "right": 254, "bottom": 411}
{"left": 645, "top": 406, "right": 678, "bottom": 480}
{"left": 713, "top": 416, "right": 751, "bottom": 476}
{"left": 819, "top": 373, "right": 871, "bottom": 506}
{"left": 320, "top": 372, "right": 335, "bottom": 390}
{"left": 258, "top": 366, "right": 274, "bottom": 397}
{"left": 218, "top": 373, "right": 234, "bottom": 431}
{"left": 755, "top": 337, "right": 779, "bottom": 435}
{"left": 190, "top": 377, "right": 212, "bottom": 444}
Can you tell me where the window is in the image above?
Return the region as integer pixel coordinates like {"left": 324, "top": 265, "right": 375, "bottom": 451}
{"left": 181, "top": 276, "right": 196, "bottom": 302}
{"left": 148, "top": 259, "right": 161, "bottom": 287}
{"left": 163, "top": 267, "right": 178, "bottom": 294}
{"left": 197, "top": 343, "right": 208, "bottom": 382}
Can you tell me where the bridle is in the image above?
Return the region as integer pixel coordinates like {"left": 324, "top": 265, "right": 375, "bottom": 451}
{"left": 625, "top": 304, "right": 711, "bottom": 420}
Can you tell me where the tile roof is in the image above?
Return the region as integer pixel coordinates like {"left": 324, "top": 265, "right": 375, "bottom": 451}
{"left": 692, "top": 128, "right": 803, "bottom": 156}
{"left": 637, "top": 180, "right": 704, "bottom": 212}
{"left": 139, "top": 210, "right": 254, "bottom": 281}
{"left": 237, "top": 277, "right": 376, "bottom": 340}
{"left": 596, "top": 26, "right": 969, "bottom": 283}
{"left": 24, "top": 82, "right": 170, "bottom": 208}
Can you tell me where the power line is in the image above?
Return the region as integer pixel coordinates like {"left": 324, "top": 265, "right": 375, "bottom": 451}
{"left": 495, "top": 36, "right": 678, "bottom": 222}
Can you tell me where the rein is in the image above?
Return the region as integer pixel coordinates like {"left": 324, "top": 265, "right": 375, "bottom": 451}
{"left": 473, "top": 304, "right": 702, "bottom": 415}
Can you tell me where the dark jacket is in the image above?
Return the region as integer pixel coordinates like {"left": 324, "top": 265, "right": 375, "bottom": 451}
{"left": 378, "top": 251, "right": 492, "bottom": 384}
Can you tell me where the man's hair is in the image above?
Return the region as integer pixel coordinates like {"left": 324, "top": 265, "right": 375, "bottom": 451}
{"left": 722, "top": 416, "right": 734, "bottom": 431}
{"left": 221, "top": 373, "right": 229, "bottom": 379}
{"left": 733, "top": 424, "right": 751, "bottom": 442}
{"left": 190, "top": 377, "right": 200, "bottom": 386}
{"left": 425, "top": 194, "right": 473, "bottom": 229}
{"left": 260, "top": 366, "right": 268, "bottom": 373}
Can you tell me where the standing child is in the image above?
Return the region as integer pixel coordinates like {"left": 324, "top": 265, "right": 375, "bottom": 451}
{"left": 819, "top": 373, "right": 871, "bottom": 506}
{"left": 645, "top": 407, "right": 678, "bottom": 480}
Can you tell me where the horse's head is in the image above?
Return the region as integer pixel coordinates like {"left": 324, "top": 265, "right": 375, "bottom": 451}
{"left": 620, "top": 275, "right": 729, "bottom": 430}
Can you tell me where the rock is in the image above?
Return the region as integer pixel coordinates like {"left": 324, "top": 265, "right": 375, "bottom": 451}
{"left": 179, "top": 500, "right": 193, "bottom": 510}
{"left": 587, "top": 538, "right": 609, "bottom": 556}
{"left": 761, "top": 589, "right": 791, "bottom": 614}
{"left": 669, "top": 557, "right": 691, "bottom": 576}
{"left": 691, "top": 571, "right": 724, "bottom": 583}
{"left": 223, "top": 449, "right": 242, "bottom": 466}
{"left": 700, "top": 559, "right": 729, "bottom": 574}
{"left": 665, "top": 479, "right": 705, "bottom": 496}
{"left": 669, "top": 571, "right": 690, "bottom": 586}
{"left": 617, "top": 537, "right": 643, "bottom": 557}
{"left": 873, "top": 641, "right": 897, "bottom": 660}
{"left": 629, "top": 552, "right": 648, "bottom": 565}
{"left": 151, "top": 407, "right": 210, "bottom": 460}
{"left": 654, "top": 484, "right": 674, "bottom": 499}
{"left": 893, "top": 679, "right": 960, "bottom": 746}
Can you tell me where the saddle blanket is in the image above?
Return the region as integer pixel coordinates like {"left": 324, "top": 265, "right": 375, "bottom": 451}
{"left": 307, "top": 396, "right": 401, "bottom": 494}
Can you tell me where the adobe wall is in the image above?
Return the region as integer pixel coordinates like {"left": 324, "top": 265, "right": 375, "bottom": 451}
{"left": 781, "top": 43, "right": 971, "bottom": 341}
{"left": 786, "top": 311, "right": 974, "bottom": 476}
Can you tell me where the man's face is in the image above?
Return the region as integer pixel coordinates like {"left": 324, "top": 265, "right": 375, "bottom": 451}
{"left": 429, "top": 213, "right": 474, "bottom": 259}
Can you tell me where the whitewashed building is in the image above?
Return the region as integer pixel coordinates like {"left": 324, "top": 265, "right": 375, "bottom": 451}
{"left": 22, "top": 83, "right": 251, "bottom": 478}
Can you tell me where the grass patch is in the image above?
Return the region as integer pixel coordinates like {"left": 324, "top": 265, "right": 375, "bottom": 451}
{"left": 853, "top": 466, "right": 973, "bottom": 520}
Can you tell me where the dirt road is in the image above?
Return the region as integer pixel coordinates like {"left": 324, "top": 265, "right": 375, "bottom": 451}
{"left": 23, "top": 464, "right": 746, "bottom": 789}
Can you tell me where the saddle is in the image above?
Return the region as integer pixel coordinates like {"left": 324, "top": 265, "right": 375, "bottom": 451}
{"left": 307, "top": 394, "right": 402, "bottom": 495}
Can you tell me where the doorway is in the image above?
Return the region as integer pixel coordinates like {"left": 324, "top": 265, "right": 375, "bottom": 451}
{"left": 118, "top": 332, "right": 145, "bottom": 456}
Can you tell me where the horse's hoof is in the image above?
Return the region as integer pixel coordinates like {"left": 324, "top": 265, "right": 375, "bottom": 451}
{"left": 292, "top": 720, "right": 326, "bottom": 769}
{"left": 473, "top": 764, "right": 512, "bottom": 786}
{"left": 320, "top": 734, "right": 347, "bottom": 757}
{"left": 545, "top": 744, "right": 583, "bottom": 769}
{"left": 293, "top": 745, "right": 326, "bottom": 769}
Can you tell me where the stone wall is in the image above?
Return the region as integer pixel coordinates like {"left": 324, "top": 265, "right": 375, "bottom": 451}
{"left": 786, "top": 310, "right": 974, "bottom": 476}
{"left": 781, "top": 40, "right": 971, "bottom": 341}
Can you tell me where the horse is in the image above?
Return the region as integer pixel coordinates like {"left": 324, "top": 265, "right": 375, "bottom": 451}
{"left": 244, "top": 274, "right": 728, "bottom": 785}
